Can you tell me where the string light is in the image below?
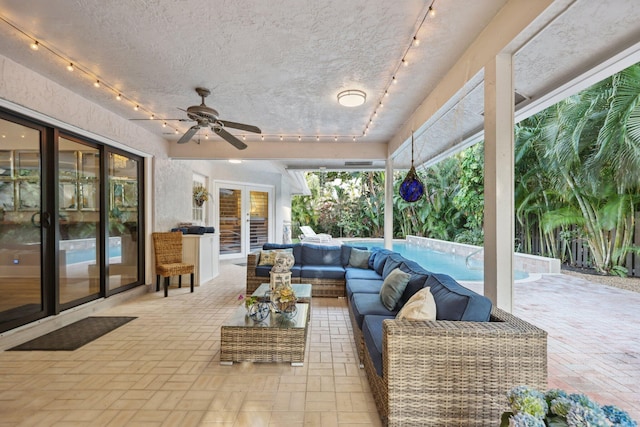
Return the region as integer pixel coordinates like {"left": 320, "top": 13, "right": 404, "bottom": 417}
{"left": 0, "top": 15, "right": 183, "bottom": 136}
{"left": 361, "top": 0, "right": 437, "bottom": 137}
{"left": 0, "top": 5, "right": 439, "bottom": 143}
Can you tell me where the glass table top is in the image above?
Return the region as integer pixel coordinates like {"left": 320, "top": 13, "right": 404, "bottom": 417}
{"left": 252, "top": 283, "right": 312, "bottom": 300}
{"left": 223, "top": 303, "right": 308, "bottom": 329}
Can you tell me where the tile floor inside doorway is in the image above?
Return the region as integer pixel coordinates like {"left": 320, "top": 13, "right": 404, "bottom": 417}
{"left": 0, "top": 263, "right": 639, "bottom": 426}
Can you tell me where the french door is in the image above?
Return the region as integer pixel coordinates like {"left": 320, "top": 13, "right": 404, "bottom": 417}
{"left": 216, "top": 182, "right": 273, "bottom": 260}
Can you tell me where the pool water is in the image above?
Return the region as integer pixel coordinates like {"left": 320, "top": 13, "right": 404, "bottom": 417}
{"left": 65, "top": 245, "right": 122, "bottom": 265}
{"left": 349, "top": 240, "right": 528, "bottom": 282}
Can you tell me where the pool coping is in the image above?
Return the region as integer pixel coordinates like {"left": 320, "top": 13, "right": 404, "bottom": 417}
{"left": 340, "top": 235, "right": 561, "bottom": 282}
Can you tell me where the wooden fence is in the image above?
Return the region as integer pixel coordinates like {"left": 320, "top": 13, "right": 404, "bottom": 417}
{"left": 516, "top": 214, "right": 640, "bottom": 278}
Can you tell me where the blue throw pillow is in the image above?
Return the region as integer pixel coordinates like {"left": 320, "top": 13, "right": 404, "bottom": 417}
{"left": 349, "top": 248, "right": 371, "bottom": 269}
{"left": 379, "top": 268, "right": 411, "bottom": 311}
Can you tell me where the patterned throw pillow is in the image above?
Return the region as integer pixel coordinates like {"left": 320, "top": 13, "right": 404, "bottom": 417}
{"left": 257, "top": 248, "right": 293, "bottom": 266}
{"left": 396, "top": 287, "right": 437, "bottom": 321}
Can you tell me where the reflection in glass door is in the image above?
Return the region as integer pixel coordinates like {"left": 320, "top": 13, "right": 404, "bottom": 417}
{"left": 249, "top": 190, "right": 269, "bottom": 252}
{"left": 218, "top": 187, "right": 242, "bottom": 256}
{"left": 58, "top": 137, "right": 100, "bottom": 306}
{"left": 107, "top": 152, "right": 140, "bottom": 291}
{"left": 217, "top": 183, "right": 273, "bottom": 259}
{"left": 0, "top": 118, "right": 43, "bottom": 329}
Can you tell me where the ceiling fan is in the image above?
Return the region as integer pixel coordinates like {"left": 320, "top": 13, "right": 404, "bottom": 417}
{"left": 134, "top": 87, "right": 261, "bottom": 150}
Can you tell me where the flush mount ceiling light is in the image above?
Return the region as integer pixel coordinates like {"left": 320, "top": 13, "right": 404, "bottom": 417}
{"left": 337, "top": 89, "right": 366, "bottom": 107}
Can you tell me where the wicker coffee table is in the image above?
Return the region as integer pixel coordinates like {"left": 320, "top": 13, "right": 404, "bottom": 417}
{"left": 220, "top": 303, "right": 309, "bottom": 366}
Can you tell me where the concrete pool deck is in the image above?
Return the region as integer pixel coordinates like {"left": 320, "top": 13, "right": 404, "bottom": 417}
{"left": 464, "top": 272, "right": 640, "bottom": 420}
{"left": 1, "top": 265, "right": 639, "bottom": 424}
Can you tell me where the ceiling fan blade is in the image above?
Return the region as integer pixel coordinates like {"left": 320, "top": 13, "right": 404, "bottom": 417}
{"left": 130, "top": 118, "right": 189, "bottom": 121}
{"left": 214, "top": 127, "right": 248, "bottom": 150}
{"left": 217, "top": 120, "right": 261, "bottom": 134}
{"left": 177, "top": 125, "right": 200, "bottom": 144}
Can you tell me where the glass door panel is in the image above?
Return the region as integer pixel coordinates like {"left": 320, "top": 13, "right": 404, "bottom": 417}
{"left": 0, "top": 118, "right": 43, "bottom": 330}
{"left": 58, "top": 138, "right": 100, "bottom": 305}
{"left": 217, "top": 183, "right": 273, "bottom": 259}
{"left": 219, "top": 187, "right": 242, "bottom": 256}
{"left": 249, "top": 191, "right": 269, "bottom": 252}
{"left": 107, "top": 153, "right": 139, "bottom": 291}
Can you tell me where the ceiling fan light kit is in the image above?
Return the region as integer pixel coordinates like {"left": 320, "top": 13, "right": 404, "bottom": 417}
{"left": 337, "top": 89, "right": 366, "bottom": 107}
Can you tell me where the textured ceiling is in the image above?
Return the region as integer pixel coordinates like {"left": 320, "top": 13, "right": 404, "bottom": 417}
{"left": 0, "top": 0, "right": 639, "bottom": 171}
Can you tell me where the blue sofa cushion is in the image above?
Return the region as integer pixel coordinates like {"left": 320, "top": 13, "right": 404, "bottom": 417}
{"left": 351, "top": 293, "right": 398, "bottom": 330}
{"left": 382, "top": 253, "right": 406, "bottom": 279}
{"left": 372, "top": 250, "right": 392, "bottom": 275}
{"left": 256, "top": 264, "right": 301, "bottom": 278}
{"left": 346, "top": 278, "right": 384, "bottom": 299}
{"left": 398, "top": 260, "right": 431, "bottom": 306}
{"left": 340, "top": 245, "right": 368, "bottom": 266}
{"left": 362, "top": 315, "right": 392, "bottom": 377}
{"left": 263, "top": 243, "right": 302, "bottom": 263}
{"left": 345, "top": 267, "right": 382, "bottom": 281}
{"left": 427, "top": 273, "right": 492, "bottom": 321}
{"left": 301, "top": 265, "right": 345, "bottom": 280}
{"left": 301, "top": 244, "right": 342, "bottom": 266}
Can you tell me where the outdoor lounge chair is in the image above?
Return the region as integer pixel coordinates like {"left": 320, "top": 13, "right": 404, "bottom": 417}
{"left": 299, "top": 226, "right": 332, "bottom": 243}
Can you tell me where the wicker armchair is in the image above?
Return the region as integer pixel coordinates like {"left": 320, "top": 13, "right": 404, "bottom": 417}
{"left": 362, "top": 307, "right": 547, "bottom": 426}
{"left": 152, "top": 232, "right": 194, "bottom": 297}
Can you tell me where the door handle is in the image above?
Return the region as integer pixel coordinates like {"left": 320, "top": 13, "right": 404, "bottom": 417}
{"left": 41, "top": 212, "right": 51, "bottom": 228}
{"left": 31, "top": 212, "right": 52, "bottom": 228}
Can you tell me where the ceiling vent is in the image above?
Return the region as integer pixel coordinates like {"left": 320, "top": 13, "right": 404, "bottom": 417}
{"left": 345, "top": 161, "right": 373, "bottom": 167}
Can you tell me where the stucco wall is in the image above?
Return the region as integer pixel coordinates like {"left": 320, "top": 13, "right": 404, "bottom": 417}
{"left": 0, "top": 53, "right": 291, "bottom": 280}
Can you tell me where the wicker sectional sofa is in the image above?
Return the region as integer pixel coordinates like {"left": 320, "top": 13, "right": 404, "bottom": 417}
{"left": 245, "top": 243, "right": 548, "bottom": 426}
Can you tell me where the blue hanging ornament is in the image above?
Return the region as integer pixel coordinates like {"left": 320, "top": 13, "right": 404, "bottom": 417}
{"left": 399, "top": 132, "right": 424, "bottom": 203}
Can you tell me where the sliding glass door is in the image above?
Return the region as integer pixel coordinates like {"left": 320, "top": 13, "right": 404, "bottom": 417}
{"left": 58, "top": 137, "right": 101, "bottom": 306}
{"left": 0, "top": 110, "right": 145, "bottom": 333}
{"left": 216, "top": 182, "right": 273, "bottom": 259}
{"left": 0, "top": 117, "right": 45, "bottom": 330}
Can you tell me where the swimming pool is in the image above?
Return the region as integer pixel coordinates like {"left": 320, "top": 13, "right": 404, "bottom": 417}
{"left": 346, "top": 240, "right": 528, "bottom": 282}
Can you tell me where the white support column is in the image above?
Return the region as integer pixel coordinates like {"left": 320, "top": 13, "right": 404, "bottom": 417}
{"left": 384, "top": 157, "right": 394, "bottom": 250}
{"left": 484, "top": 53, "right": 514, "bottom": 312}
